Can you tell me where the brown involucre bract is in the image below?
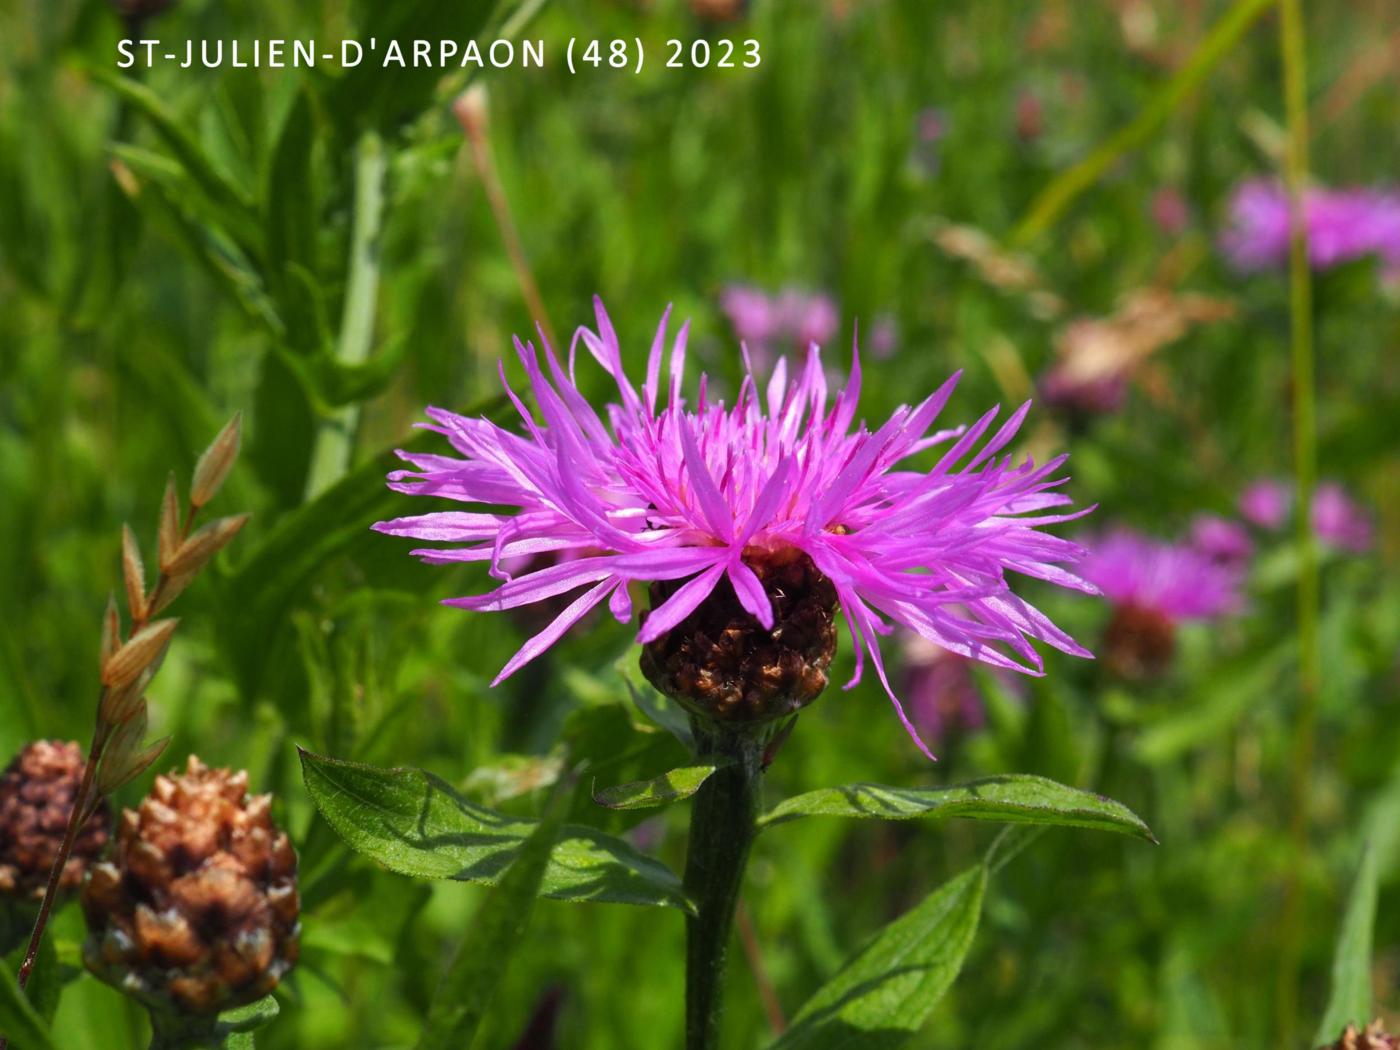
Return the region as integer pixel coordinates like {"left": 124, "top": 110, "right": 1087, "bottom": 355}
{"left": 0, "top": 742, "right": 111, "bottom": 901}
{"left": 82, "top": 757, "right": 300, "bottom": 1016}
{"left": 1325, "top": 1022, "right": 1400, "bottom": 1050}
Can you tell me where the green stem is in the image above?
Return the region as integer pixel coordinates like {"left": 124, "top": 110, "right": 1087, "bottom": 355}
{"left": 1008, "top": 0, "right": 1273, "bottom": 248}
{"left": 147, "top": 1009, "right": 222, "bottom": 1050}
{"left": 303, "top": 130, "right": 387, "bottom": 500}
{"left": 684, "top": 721, "right": 765, "bottom": 1050}
{"left": 1276, "top": 0, "right": 1318, "bottom": 1043}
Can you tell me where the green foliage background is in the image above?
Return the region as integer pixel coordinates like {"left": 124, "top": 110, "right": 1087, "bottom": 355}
{"left": 1, "top": 0, "right": 1398, "bottom": 1046}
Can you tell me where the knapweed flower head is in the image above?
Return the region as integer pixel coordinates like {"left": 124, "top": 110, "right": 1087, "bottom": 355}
{"left": 1239, "top": 478, "right": 1291, "bottom": 530}
{"left": 1080, "top": 528, "right": 1242, "bottom": 679}
{"left": 1189, "top": 514, "right": 1254, "bottom": 568}
{"left": 1313, "top": 481, "right": 1373, "bottom": 553}
{"left": 901, "top": 635, "right": 993, "bottom": 743}
{"left": 375, "top": 299, "right": 1096, "bottom": 756}
{"left": 1222, "top": 179, "right": 1400, "bottom": 274}
{"left": 719, "top": 285, "right": 839, "bottom": 364}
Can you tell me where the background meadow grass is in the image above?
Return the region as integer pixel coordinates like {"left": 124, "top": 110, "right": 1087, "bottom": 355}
{"left": 2, "top": 0, "right": 1399, "bottom": 1046}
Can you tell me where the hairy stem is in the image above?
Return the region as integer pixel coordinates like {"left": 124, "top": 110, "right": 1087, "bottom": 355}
{"left": 684, "top": 722, "right": 764, "bottom": 1050}
{"left": 1276, "top": 0, "right": 1318, "bottom": 1042}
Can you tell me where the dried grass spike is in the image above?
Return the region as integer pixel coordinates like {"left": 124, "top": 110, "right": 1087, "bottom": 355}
{"left": 121, "top": 525, "right": 147, "bottom": 621}
{"left": 190, "top": 414, "right": 241, "bottom": 509}
{"left": 158, "top": 473, "right": 181, "bottom": 573}
{"left": 165, "top": 514, "right": 250, "bottom": 578}
{"left": 101, "top": 619, "right": 180, "bottom": 690}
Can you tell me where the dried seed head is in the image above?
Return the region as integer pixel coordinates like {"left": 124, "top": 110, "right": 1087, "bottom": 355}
{"left": 158, "top": 473, "right": 181, "bottom": 571}
{"left": 82, "top": 756, "right": 300, "bottom": 1016}
{"left": 190, "top": 414, "right": 241, "bottom": 509}
{"left": 101, "top": 593, "right": 121, "bottom": 668}
{"left": 101, "top": 618, "right": 180, "bottom": 690}
{"left": 121, "top": 525, "right": 148, "bottom": 622}
{"left": 0, "top": 742, "right": 111, "bottom": 901}
{"left": 1103, "top": 604, "right": 1176, "bottom": 681}
{"left": 640, "top": 546, "right": 837, "bottom": 724}
{"left": 163, "top": 514, "right": 249, "bottom": 578}
{"left": 1325, "top": 1022, "right": 1400, "bottom": 1050}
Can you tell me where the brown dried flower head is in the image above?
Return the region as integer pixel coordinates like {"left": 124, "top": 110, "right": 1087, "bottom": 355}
{"left": 82, "top": 756, "right": 299, "bottom": 1016}
{"left": 1325, "top": 1022, "right": 1400, "bottom": 1050}
{"left": 0, "top": 741, "right": 111, "bottom": 901}
{"left": 1103, "top": 603, "right": 1177, "bottom": 682}
{"left": 641, "top": 545, "right": 837, "bottom": 724}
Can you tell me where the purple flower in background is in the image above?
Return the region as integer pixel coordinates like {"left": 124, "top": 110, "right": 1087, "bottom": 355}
{"left": 1239, "top": 479, "right": 1291, "bottom": 531}
{"left": 1190, "top": 514, "right": 1254, "bottom": 568}
{"left": 1039, "top": 366, "right": 1128, "bottom": 417}
{"left": 1151, "top": 187, "right": 1190, "bottom": 237}
{"left": 1080, "top": 528, "right": 1242, "bottom": 679}
{"left": 1312, "top": 482, "right": 1373, "bottom": 553}
{"left": 776, "top": 288, "right": 840, "bottom": 351}
{"left": 719, "top": 285, "right": 839, "bottom": 363}
{"left": 869, "top": 314, "right": 899, "bottom": 360}
{"left": 902, "top": 636, "right": 986, "bottom": 741}
{"left": 718, "top": 285, "right": 781, "bottom": 354}
{"left": 911, "top": 107, "right": 948, "bottom": 175}
{"left": 376, "top": 298, "right": 1097, "bottom": 756}
{"left": 1222, "top": 180, "right": 1400, "bottom": 273}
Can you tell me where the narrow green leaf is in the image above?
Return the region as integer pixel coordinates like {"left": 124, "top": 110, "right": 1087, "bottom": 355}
{"left": 264, "top": 90, "right": 321, "bottom": 354}
{"left": 593, "top": 762, "right": 728, "bottom": 811}
{"left": 0, "top": 972, "right": 58, "bottom": 1050}
{"left": 1313, "top": 845, "right": 1380, "bottom": 1046}
{"left": 771, "top": 865, "right": 987, "bottom": 1050}
{"left": 759, "top": 774, "right": 1155, "bottom": 842}
{"left": 298, "top": 749, "right": 691, "bottom": 911}
{"left": 416, "top": 775, "right": 571, "bottom": 1050}
{"left": 220, "top": 995, "right": 280, "bottom": 1049}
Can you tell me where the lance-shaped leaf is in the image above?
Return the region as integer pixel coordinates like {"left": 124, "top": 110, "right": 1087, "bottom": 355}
{"left": 191, "top": 414, "right": 243, "bottom": 509}
{"left": 1313, "top": 844, "right": 1380, "bottom": 1046}
{"left": 298, "top": 749, "right": 691, "bottom": 911}
{"left": 593, "top": 762, "right": 729, "bottom": 811}
{"left": 759, "top": 774, "right": 1155, "bottom": 842}
{"left": 771, "top": 865, "right": 987, "bottom": 1050}
{"left": 219, "top": 995, "right": 280, "bottom": 1050}
{"left": 416, "top": 773, "right": 572, "bottom": 1050}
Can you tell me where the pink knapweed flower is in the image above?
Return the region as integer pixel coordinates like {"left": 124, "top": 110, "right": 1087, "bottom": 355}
{"left": 1239, "top": 479, "right": 1291, "bottom": 531}
{"left": 1222, "top": 180, "right": 1400, "bottom": 273}
{"left": 1080, "top": 528, "right": 1242, "bottom": 679}
{"left": 1190, "top": 514, "right": 1254, "bottom": 568}
{"left": 375, "top": 300, "right": 1097, "bottom": 755}
{"left": 902, "top": 635, "right": 992, "bottom": 742}
{"left": 1312, "top": 482, "right": 1373, "bottom": 553}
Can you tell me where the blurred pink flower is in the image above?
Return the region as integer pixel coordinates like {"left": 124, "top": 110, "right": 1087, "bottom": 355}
{"left": 901, "top": 636, "right": 986, "bottom": 742}
{"left": 1190, "top": 514, "right": 1254, "bottom": 568}
{"left": 1239, "top": 479, "right": 1291, "bottom": 531}
{"left": 1312, "top": 482, "right": 1373, "bottom": 553}
{"left": 1151, "top": 187, "right": 1190, "bottom": 236}
{"left": 1222, "top": 180, "right": 1400, "bottom": 273}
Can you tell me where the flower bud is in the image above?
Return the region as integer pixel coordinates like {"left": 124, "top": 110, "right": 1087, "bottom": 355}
{"left": 641, "top": 546, "right": 837, "bottom": 724}
{"left": 0, "top": 742, "right": 111, "bottom": 901}
{"left": 82, "top": 756, "right": 300, "bottom": 1016}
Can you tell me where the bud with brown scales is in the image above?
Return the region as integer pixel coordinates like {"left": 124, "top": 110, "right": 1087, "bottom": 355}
{"left": 640, "top": 546, "right": 838, "bottom": 725}
{"left": 82, "top": 756, "right": 300, "bottom": 1018}
{"left": 1103, "top": 603, "right": 1177, "bottom": 681}
{"left": 0, "top": 742, "right": 110, "bottom": 902}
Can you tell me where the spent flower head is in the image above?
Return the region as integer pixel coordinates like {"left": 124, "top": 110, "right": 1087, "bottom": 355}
{"left": 376, "top": 299, "right": 1097, "bottom": 756}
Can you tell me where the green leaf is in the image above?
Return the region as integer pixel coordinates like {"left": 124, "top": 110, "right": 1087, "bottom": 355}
{"left": 1313, "top": 844, "right": 1380, "bottom": 1046}
{"left": 593, "top": 762, "right": 728, "bottom": 811}
{"left": 298, "top": 749, "right": 691, "bottom": 911}
{"left": 0, "top": 971, "right": 58, "bottom": 1050}
{"left": 415, "top": 774, "right": 571, "bottom": 1050}
{"left": 770, "top": 865, "right": 987, "bottom": 1050}
{"left": 220, "top": 995, "right": 280, "bottom": 1049}
{"left": 759, "top": 774, "right": 1156, "bottom": 842}
{"left": 264, "top": 89, "right": 322, "bottom": 355}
